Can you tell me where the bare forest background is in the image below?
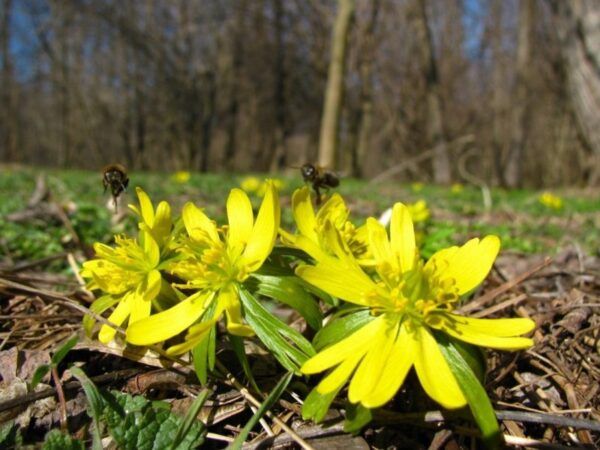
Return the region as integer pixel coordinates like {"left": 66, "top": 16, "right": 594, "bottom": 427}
{"left": 1, "top": 0, "right": 599, "bottom": 188}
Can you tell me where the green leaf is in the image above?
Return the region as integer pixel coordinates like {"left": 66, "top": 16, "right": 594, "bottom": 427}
{"left": 344, "top": 403, "right": 372, "bottom": 433}
{"left": 101, "top": 390, "right": 206, "bottom": 450}
{"left": 450, "top": 338, "right": 487, "bottom": 383}
{"left": 84, "top": 295, "right": 120, "bottom": 336}
{"left": 252, "top": 274, "right": 323, "bottom": 330}
{"left": 228, "top": 371, "right": 294, "bottom": 450}
{"left": 302, "top": 386, "right": 340, "bottom": 423}
{"left": 168, "top": 389, "right": 209, "bottom": 450}
{"left": 229, "top": 334, "right": 261, "bottom": 393}
{"left": 437, "top": 333, "right": 502, "bottom": 449}
{"left": 70, "top": 366, "right": 104, "bottom": 450}
{"left": 30, "top": 364, "right": 51, "bottom": 390}
{"left": 0, "top": 422, "right": 21, "bottom": 448}
{"left": 191, "top": 324, "right": 216, "bottom": 385}
{"left": 239, "top": 287, "right": 315, "bottom": 373}
{"left": 42, "top": 429, "right": 85, "bottom": 450}
{"left": 51, "top": 334, "right": 79, "bottom": 366}
{"left": 313, "top": 309, "right": 372, "bottom": 351}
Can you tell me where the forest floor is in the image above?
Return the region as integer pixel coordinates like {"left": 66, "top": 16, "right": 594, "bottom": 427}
{"left": 0, "top": 166, "right": 599, "bottom": 449}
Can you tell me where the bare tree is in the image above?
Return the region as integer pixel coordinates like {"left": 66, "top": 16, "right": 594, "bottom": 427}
{"left": 551, "top": 0, "right": 600, "bottom": 185}
{"left": 317, "top": 0, "right": 355, "bottom": 170}
{"left": 414, "top": 0, "right": 451, "bottom": 184}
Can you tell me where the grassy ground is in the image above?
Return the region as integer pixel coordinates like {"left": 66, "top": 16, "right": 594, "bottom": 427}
{"left": 1, "top": 167, "right": 598, "bottom": 268}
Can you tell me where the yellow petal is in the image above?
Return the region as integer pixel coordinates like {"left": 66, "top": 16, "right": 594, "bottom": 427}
{"left": 301, "top": 315, "right": 384, "bottom": 374}
{"left": 242, "top": 180, "right": 280, "bottom": 271}
{"left": 154, "top": 201, "right": 172, "bottom": 239}
{"left": 227, "top": 188, "right": 254, "bottom": 251}
{"left": 142, "top": 232, "right": 160, "bottom": 267}
{"left": 437, "top": 313, "right": 535, "bottom": 350}
{"left": 316, "top": 353, "right": 362, "bottom": 394}
{"left": 441, "top": 313, "right": 536, "bottom": 337}
{"left": 367, "top": 218, "right": 393, "bottom": 267}
{"left": 166, "top": 320, "right": 217, "bottom": 355}
{"left": 218, "top": 284, "right": 255, "bottom": 337}
{"left": 427, "top": 236, "right": 500, "bottom": 295}
{"left": 413, "top": 326, "right": 466, "bottom": 409}
{"left": 98, "top": 294, "right": 132, "bottom": 343}
{"left": 315, "top": 193, "right": 348, "bottom": 228}
{"left": 289, "top": 235, "right": 330, "bottom": 262}
{"left": 140, "top": 269, "right": 162, "bottom": 302}
{"left": 296, "top": 261, "right": 378, "bottom": 306}
{"left": 126, "top": 291, "right": 214, "bottom": 345}
{"left": 362, "top": 322, "right": 416, "bottom": 408}
{"left": 182, "top": 202, "right": 219, "bottom": 243}
{"left": 292, "top": 187, "right": 318, "bottom": 242}
{"left": 390, "top": 203, "right": 416, "bottom": 272}
{"left": 135, "top": 187, "right": 155, "bottom": 226}
{"left": 348, "top": 319, "right": 397, "bottom": 404}
{"left": 128, "top": 291, "right": 151, "bottom": 324}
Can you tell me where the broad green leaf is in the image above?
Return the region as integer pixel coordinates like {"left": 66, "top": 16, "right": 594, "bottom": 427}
{"left": 450, "top": 338, "right": 487, "bottom": 383}
{"left": 42, "top": 429, "right": 85, "bottom": 450}
{"left": 313, "top": 309, "right": 372, "bottom": 351}
{"left": 437, "top": 333, "right": 502, "bottom": 449}
{"left": 70, "top": 366, "right": 104, "bottom": 450}
{"left": 252, "top": 274, "right": 323, "bottom": 330}
{"left": 101, "top": 390, "right": 205, "bottom": 450}
{"left": 168, "top": 389, "right": 209, "bottom": 450}
{"left": 228, "top": 371, "right": 294, "bottom": 450}
{"left": 239, "top": 288, "right": 314, "bottom": 372}
{"left": 344, "top": 403, "right": 372, "bottom": 433}
{"left": 0, "top": 422, "right": 21, "bottom": 448}
{"left": 302, "top": 386, "right": 340, "bottom": 423}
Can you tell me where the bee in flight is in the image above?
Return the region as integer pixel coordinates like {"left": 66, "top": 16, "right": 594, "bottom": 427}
{"left": 300, "top": 163, "right": 340, "bottom": 205}
{"left": 102, "top": 163, "right": 129, "bottom": 212}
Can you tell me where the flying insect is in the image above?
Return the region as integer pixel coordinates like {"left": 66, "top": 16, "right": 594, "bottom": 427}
{"left": 102, "top": 163, "right": 129, "bottom": 211}
{"left": 300, "top": 163, "right": 340, "bottom": 205}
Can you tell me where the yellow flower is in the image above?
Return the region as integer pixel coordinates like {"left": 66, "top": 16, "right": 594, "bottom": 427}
{"left": 128, "top": 187, "right": 173, "bottom": 248}
{"left": 407, "top": 200, "right": 430, "bottom": 223}
{"left": 172, "top": 171, "right": 191, "bottom": 184}
{"left": 411, "top": 182, "right": 424, "bottom": 192}
{"left": 257, "top": 178, "right": 285, "bottom": 196}
{"left": 539, "top": 192, "right": 563, "bottom": 210}
{"left": 451, "top": 183, "right": 464, "bottom": 194}
{"left": 280, "top": 186, "right": 369, "bottom": 263}
{"left": 81, "top": 231, "right": 162, "bottom": 344}
{"left": 240, "top": 176, "right": 262, "bottom": 193}
{"left": 126, "top": 181, "right": 280, "bottom": 355}
{"left": 297, "top": 204, "right": 535, "bottom": 409}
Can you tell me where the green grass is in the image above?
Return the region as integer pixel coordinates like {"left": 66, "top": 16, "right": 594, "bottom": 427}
{"left": 1, "top": 167, "right": 598, "bottom": 268}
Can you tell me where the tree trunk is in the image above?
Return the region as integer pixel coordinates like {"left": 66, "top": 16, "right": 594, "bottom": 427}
{"left": 0, "top": 0, "right": 17, "bottom": 161}
{"left": 317, "top": 0, "right": 355, "bottom": 169}
{"left": 505, "top": 0, "right": 534, "bottom": 188}
{"left": 415, "top": 0, "right": 451, "bottom": 184}
{"left": 269, "top": 0, "right": 288, "bottom": 172}
{"left": 551, "top": 0, "right": 600, "bottom": 185}
{"left": 354, "top": 0, "right": 380, "bottom": 178}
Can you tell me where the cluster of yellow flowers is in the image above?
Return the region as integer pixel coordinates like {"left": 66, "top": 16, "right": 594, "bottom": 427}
{"left": 539, "top": 191, "right": 563, "bottom": 210}
{"left": 81, "top": 180, "right": 535, "bottom": 431}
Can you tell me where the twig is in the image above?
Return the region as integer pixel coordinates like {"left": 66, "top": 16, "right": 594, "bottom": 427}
{"left": 215, "top": 360, "right": 315, "bottom": 450}
{"left": 51, "top": 366, "right": 68, "bottom": 431}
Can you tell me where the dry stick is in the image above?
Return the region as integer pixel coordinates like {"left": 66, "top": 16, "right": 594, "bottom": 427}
{"left": 472, "top": 293, "right": 528, "bottom": 318}
{"left": 51, "top": 366, "right": 69, "bottom": 431}
{"left": 458, "top": 257, "right": 552, "bottom": 314}
{"left": 215, "top": 360, "right": 315, "bottom": 450}
{"left": 503, "top": 435, "right": 585, "bottom": 450}
{"left": 0, "top": 369, "right": 140, "bottom": 414}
